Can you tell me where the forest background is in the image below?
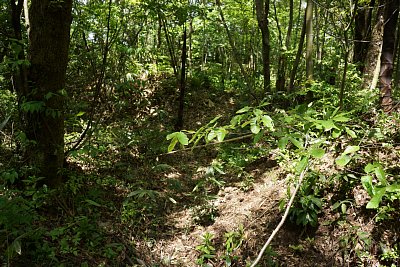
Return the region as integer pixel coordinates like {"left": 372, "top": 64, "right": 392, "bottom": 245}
{"left": 1, "top": 0, "right": 400, "bottom": 266}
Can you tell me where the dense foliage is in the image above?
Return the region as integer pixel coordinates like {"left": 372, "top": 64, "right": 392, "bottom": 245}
{"left": 1, "top": 0, "right": 400, "bottom": 266}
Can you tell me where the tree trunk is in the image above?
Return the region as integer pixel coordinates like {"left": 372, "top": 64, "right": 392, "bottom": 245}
{"left": 255, "top": 0, "right": 271, "bottom": 93}
{"left": 305, "top": 0, "right": 313, "bottom": 80}
{"left": 175, "top": 25, "right": 187, "bottom": 130}
{"left": 353, "top": 0, "right": 374, "bottom": 72}
{"left": 379, "top": 0, "right": 399, "bottom": 113}
{"left": 362, "top": 0, "right": 385, "bottom": 89}
{"left": 24, "top": 0, "right": 73, "bottom": 187}
{"left": 289, "top": 9, "right": 306, "bottom": 92}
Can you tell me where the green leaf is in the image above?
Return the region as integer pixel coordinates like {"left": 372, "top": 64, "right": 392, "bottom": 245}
{"left": 295, "top": 157, "right": 308, "bottom": 174}
{"left": 207, "top": 130, "right": 217, "bottom": 141}
{"left": 364, "top": 163, "right": 375, "bottom": 173}
{"left": 216, "top": 129, "right": 227, "bottom": 142}
{"left": 366, "top": 188, "right": 386, "bottom": 209}
{"left": 318, "top": 120, "right": 338, "bottom": 131}
{"left": 375, "top": 165, "right": 387, "bottom": 185}
{"left": 166, "top": 132, "right": 177, "bottom": 140}
{"left": 261, "top": 115, "right": 274, "bottom": 130}
{"left": 289, "top": 136, "right": 303, "bottom": 149}
{"left": 76, "top": 111, "right": 85, "bottom": 117}
{"left": 332, "top": 115, "right": 350, "bottom": 122}
{"left": 309, "top": 148, "right": 325, "bottom": 159}
{"left": 278, "top": 137, "right": 288, "bottom": 150}
{"left": 343, "top": 145, "right": 360, "bottom": 155}
{"left": 236, "top": 106, "right": 251, "bottom": 114}
{"left": 250, "top": 124, "right": 261, "bottom": 134}
{"left": 12, "top": 239, "right": 21, "bottom": 255}
{"left": 176, "top": 132, "right": 189, "bottom": 145}
{"left": 361, "top": 175, "right": 373, "bottom": 196}
{"left": 335, "top": 154, "right": 351, "bottom": 167}
{"left": 168, "top": 138, "right": 178, "bottom": 152}
{"left": 345, "top": 127, "right": 357, "bottom": 138}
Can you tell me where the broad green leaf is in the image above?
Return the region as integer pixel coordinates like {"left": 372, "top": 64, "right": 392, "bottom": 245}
{"left": 364, "top": 163, "right": 375, "bottom": 173}
{"left": 343, "top": 145, "right": 360, "bottom": 155}
{"left": 261, "top": 115, "right": 274, "bottom": 130}
{"left": 335, "top": 154, "right": 351, "bottom": 167}
{"left": 76, "top": 111, "right": 85, "bottom": 117}
{"left": 295, "top": 157, "right": 308, "bottom": 174}
{"left": 345, "top": 127, "right": 357, "bottom": 138}
{"left": 167, "top": 138, "right": 178, "bottom": 152}
{"left": 332, "top": 115, "right": 350, "bottom": 122}
{"left": 250, "top": 124, "right": 261, "bottom": 134}
{"left": 216, "top": 129, "right": 227, "bottom": 142}
{"left": 366, "top": 188, "right": 386, "bottom": 209}
{"left": 176, "top": 132, "right": 189, "bottom": 145}
{"left": 332, "top": 130, "right": 342, "bottom": 138}
{"left": 319, "top": 120, "right": 338, "bottom": 131}
{"left": 166, "top": 132, "right": 177, "bottom": 140}
{"left": 253, "top": 108, "right": 263, "bottom": 116}
{"left": 374, "top": 165, "right": 387, "bottom": 185}
{"left": 236, "top": 106, "right": 251, "bottom": 114}
{"left": 207, "top": 130, "right": 217, "bottom": 141}
{"left": 361, "top": 175, "right": 373, "bottom": 196}
{"left": 309, "top": 148, "right": 325, "bottom": 159}
{"left": 289, "top": 136, "right": 303, "bottom": 149}
{"left": 278, "top": 137, "right": 288, "bottom": 150}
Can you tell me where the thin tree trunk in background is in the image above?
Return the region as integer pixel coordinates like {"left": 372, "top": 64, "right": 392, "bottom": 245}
{"left": 273, "top": 0, "right": 286, "bottom": 92}
{"left": 379, "top": 0, "right": 399, "bottom": 113}
{"left": 161, "top": 17, "right": 178, "bottom": 78}
{"left": 255, "top": 0, "right": 271, "bottom": 93}
{"left": 363, "top": 0, "right": 385, "bottom": 89}
{"left": 26, "top": 0, "right": 73, "bottom": 187}
{"left": 175, "top": 25, "right": 187, "bottom": 130}
{"left": 289, "top": 10, "right": 306, "bottom": 92}
{"left": 394, "top": 20, "right": 400, "bottom": 88}
{"left": 305, "top": 0, "right": 313, "bottom": 80}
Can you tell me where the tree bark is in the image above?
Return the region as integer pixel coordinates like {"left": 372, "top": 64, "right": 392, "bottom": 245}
{"left": 379, "top": 0, "right": 399, "bottom": 113}
{"left": 24, "top": 0, "right": 73, "bottom": 187}
{"left": 175, "top": 25, "right": 187, "bottom": 130}
{"left": 362, "top": 0, "right": 385, "bottom": 89}
{"left": 255, "top": 0, "right": 271, "bottom": 93}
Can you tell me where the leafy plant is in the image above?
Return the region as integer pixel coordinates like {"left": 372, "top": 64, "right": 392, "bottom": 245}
{"left": 196, "top": 232, "right": 216, "bottom": 266}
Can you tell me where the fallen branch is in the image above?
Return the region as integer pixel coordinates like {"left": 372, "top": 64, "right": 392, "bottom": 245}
{"left": 250, "top": 162, "right": 309, "bottom": 267}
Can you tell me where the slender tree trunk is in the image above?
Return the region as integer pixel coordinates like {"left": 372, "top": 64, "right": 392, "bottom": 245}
{"left": 175, "top": 25, "right": 187, "bottom": 130}
{"left": 379, "top": 0, "right": 399, "bottom": 113}
{"left": 289, "top": 9, "right": 306, "bottom": 92}
{"left": 273, "top": 0, "right": 285, "bottom": 92}
{"left": 255, "top": 0, "right": 271, "bottom": 93}
{"left": 305, "top": 0, "right": 313, "bottom": 80}
{"left": 25, "top": 0, "right": 73, "bottom": 187}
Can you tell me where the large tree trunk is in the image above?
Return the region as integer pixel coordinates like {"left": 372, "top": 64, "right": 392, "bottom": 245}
{"left": 24, "top": 0, "right": 73, "bottom": 187}
{"left": 379, "top": 0, "right": 399, "bottom": 113}
{"left": 255, "top": 0, "right": 271, "bottom": 93}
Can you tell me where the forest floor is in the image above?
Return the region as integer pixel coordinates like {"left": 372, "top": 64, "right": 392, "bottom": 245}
{"left": 2, "top": 75, "right": 400, "bottom": 266}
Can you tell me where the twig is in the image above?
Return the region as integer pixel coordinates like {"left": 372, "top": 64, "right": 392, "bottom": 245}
{"left": 250, "top": 163, "right": 309, "bottom": 267}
